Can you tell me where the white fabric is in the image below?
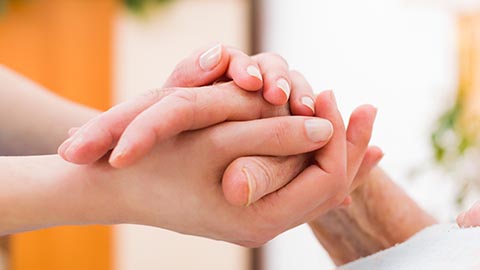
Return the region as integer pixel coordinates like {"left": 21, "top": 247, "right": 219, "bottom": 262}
{"left": 340, "top": 224, "right": 480, "bottom": 270}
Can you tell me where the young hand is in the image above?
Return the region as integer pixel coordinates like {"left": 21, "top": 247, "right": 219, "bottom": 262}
{"left": 58, "top": 46, "right": 316, "bottom": 167}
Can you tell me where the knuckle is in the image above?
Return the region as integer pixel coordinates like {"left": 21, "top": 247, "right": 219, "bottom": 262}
{"left": 170, "top": 88, "right": 197, "bottom": 104}
{"left": 270, "top": 120, "right": 291, "bottom": 149}
{"left": 289, "top": 69, "right": 304, "bottom": 78}
{"left": 169, "top": 89, "right": 197, "bottom": 129}
{"left": 258, "top": 52, "right": 289, "bottom": 68}
{"left": 205, "top": 123, "right": 235, "bottom": 158}
{"left": 141, "top": 87, "right": 176, "bottom": 100}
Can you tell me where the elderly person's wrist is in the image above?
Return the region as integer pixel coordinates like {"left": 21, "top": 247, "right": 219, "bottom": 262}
{"left": 309, "top": 167, "right": 437, "bottom": 265}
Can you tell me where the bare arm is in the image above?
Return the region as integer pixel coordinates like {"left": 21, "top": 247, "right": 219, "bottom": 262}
{"left": 0, "top": 65, "right": 98, "bottom": 155}
{"left": 0, "top": 155, "right": 120, "bottom": 235}
{"left": 309, "top": 167, "right": 437, "bottom": 266}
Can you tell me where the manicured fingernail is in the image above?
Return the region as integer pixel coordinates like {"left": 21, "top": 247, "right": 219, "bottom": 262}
{"left": 301, "top": 96, "right": 315, "bottom": 113}
{"left": 305, "top": 118, "right": 333, "bottom": 142}
{"left": 246, "top": 65, "right": 262, "bottom": 81}
{"left": 276, "top": 78, "right": 290, "bottom": 99}
{"left": 199, "top": 44, "right": 222, "bottom": 71}
{"left": 243, "top": 167, "right": 255, "bottom": 207}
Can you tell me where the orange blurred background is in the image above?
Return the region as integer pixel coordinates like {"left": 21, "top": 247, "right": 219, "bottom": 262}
{"left": 0, "top": 0, "right": 251, "bottom": 269}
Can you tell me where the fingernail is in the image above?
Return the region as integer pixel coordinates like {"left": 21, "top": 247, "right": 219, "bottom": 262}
{"left": 305, "top": 119, "right": 333, "bottom": 142}
{"left": 277, "top": 78, "right": 290, "bottom": 99}
{"left": 199, "top": 44, "right": 222, "bottom": 71}
{"left": 64, "top": 135, "right": 85, "bottom": 159}
{"left": 246, "top": 65, "right": 262, "bottom": 81}
{"left": 301, "top": 96, "right": 315, "bottom": 113}
{"left": 243, "top": 167, "right": 255, "bottom": 207}
{"left": 58, "top": 136, "right": 74, "bottom": 155}
{"left": 109, "top": 142, "right": 129, "bottom": 165}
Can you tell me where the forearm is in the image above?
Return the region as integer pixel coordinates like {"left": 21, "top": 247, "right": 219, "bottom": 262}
{"left": 0, "top": 155, "right": 120, "bottom": 235}
{"left": 309, "top": 167, "right": 437, "bottom": 266}
{"left": 0, "top": 65, "right": 99, "bottom": 155}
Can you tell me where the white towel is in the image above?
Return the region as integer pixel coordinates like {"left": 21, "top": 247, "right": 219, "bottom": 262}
{"left": 340, "top": 224, "right": 480, "bottom": 270}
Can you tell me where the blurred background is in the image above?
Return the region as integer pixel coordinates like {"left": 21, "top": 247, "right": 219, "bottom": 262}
{"left": 1, "top": 0, "right": 480, "bottom": 269}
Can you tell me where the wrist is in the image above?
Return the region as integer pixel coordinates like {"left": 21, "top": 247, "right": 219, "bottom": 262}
{"left": 0, "top": 155, "right": 123, "bottom": 235}
{"left": 309, "top": 167, "right": 437, "bottom": 265}
{"left": 52, "top": 156, "right": 127, "bottom": 227}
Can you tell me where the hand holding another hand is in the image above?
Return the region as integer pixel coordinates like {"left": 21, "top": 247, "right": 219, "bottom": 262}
{"left": 57, "top": 45, "right": 379, "bottom": 247}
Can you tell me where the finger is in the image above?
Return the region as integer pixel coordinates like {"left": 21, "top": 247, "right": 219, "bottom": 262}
{"left": 314, "top": 91, "right": 347, "bottom": 179}
{"left": 225, "top": 48, "right": 263, "bottom": 91}
{"left": 254, "top": 165, "right": 337, "bottom": 235}
{"left": 60, "top": 82, "right": 290, "bottom": 165}
{"left": 58, "top": 89, "right": 175, "bottom": 164}
{"left": 458, "top": 201, "right": 480, "bottom": 228}
{"left": 68, "top": 127, "right": 79, "bottom": 137}
{"left": 270, "top": 91, "right": 349, "bottom": 228}
{"left": 112, "top": 113, "right": 333, "bottom": 168}
{"left": 252, "top": 53, "right": 291, "bottom": 105}
{"left": 339, "top": 196, "right": 353, "bottom": 208}
{"left": 253, "top": 93, "right": 347, "bottom": 229}
{"left": 350, "top": 146, "right": 384, "bottom": 191}
{"left": 295, "top": 105, "right": 378, "bottom": 223}
{"left": 298, "top": 114, "right": 381, "bottom": 222}
{"left": 457, "top": 211, "right": 467, "bottom": 227}
{"left": 223, "top": 105, "right": 379, "bottom": 207}
{"left": 222, "top": 155, "right": 311, "bottom": 206}
{"left": 106, "top": 83, "right": 289, "bottom": 167}
{"left": 163, "top": 44, "right": 230, "bottom": 88}
{"left": 288, "top": 70, "right": 316, "bottom": 116}
{"left": 346, "top": 105, "right": 378, "bottom": 181}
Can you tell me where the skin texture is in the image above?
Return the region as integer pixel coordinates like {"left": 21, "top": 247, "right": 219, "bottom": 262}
{"left": 309, "top": 167, "right": 437, "bottom": 266}
{"left": 0, "top": 91, "right": 376, "bottom": 248}
{"left": 58, "top": 46, "right": 316, "bottom": 169}
{"left": 58, "top": 47, "right": 320, "bottom": 206}
{"left": 0, "top": 51, "right": 378, "bottom": 247}
{"left": 1, "top": 46, "right": 468, "bottom": 265}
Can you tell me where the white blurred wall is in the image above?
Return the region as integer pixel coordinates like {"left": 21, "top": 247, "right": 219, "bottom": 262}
{"left": 113, "top": 1, "right": 251, "bottom": 269}
{"left": 260, "top": 0, "right": 459, "bottom": 269}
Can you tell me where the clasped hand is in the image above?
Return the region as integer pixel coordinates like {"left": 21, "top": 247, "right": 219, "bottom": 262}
{"left": 57, "top": 45, "right": 380, "bottom": 247}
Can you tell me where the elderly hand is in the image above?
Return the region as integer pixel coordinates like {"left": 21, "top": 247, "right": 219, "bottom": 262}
{"left": 54, "top": 47, "right": 379, "bottom": 247}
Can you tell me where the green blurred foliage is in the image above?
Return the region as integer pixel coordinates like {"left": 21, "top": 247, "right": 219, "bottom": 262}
{"left": 431, "top": 101, "right": 470, "bottom": 164}
{"left": 431, "top": 88, "right": 480, "bottom": 206}
{"left": 123, "top": 0, "right": 173, "bottom": 13}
